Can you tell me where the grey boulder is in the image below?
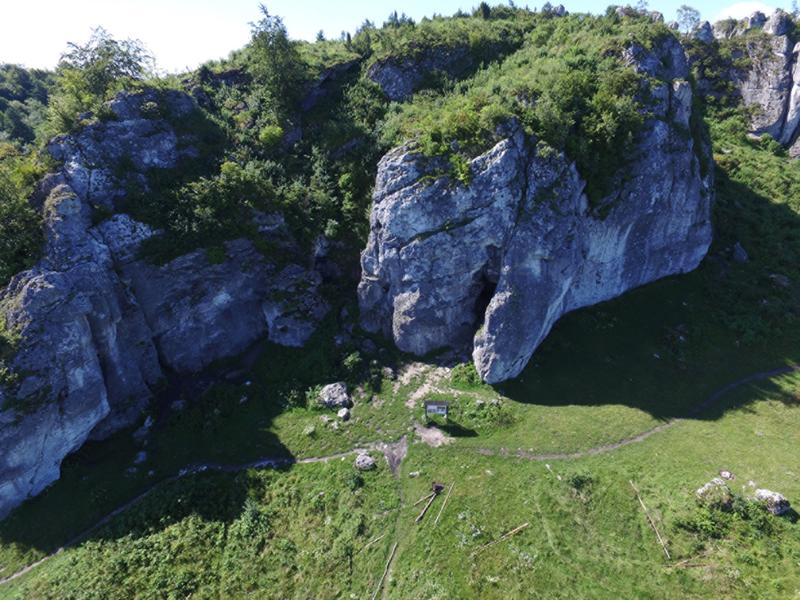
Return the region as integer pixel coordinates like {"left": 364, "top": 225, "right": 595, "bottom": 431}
{"left": 318, "top": 383, "right": 351, "bottom": 409}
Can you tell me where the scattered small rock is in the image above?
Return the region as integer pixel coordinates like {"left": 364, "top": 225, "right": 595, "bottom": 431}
{"left": 334, "top": 333, "right": 351, "bottom": 347}
{"left": 318, "top": 382, "right": 351, "bottom": 408}
{"left": 768, "top": 273, "right": 791, "bottom": 288}
{"left": 361, "top": 339, "right": 378, "bottom": 355}
{"left": 408, "top": 471, "right": 420, "bottom": 478}
{"left": 134, "top": 451, "right": 147, "bottom": 465}
{"left": 337, "top": 407, "right": 351, "bottom": 421}
{"left": 732, "top": 242, "right": 749, "bottom": 263}
{"left": 719, "top": 470, "right": 735, "bottom": 480}
{"left": 355, "top": 454, "right": 376, "bottom": 471}
{"left": 755, "top": 489, "right": 791, "bottom": 515}
{"left": 696, "top": 477, "right": 734, "bottom": 510}
{"left": 133, "top": 416, "right": 154, "bottom": 443}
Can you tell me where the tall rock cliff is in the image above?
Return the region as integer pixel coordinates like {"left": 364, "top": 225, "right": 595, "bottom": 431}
{"left": 695, "top": 10, "right": 800, "bottom": 154}
{"left": 0, "top": 91, "right": 328, "bottom": 518}
{"left": 358, "top": 35, "right": 714, "bottom": 383}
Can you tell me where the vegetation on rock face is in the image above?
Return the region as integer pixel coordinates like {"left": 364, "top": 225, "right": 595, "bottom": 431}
{"left": 381, "top": 12, "right": 666, "bottom": 197}
{"left": 0, "top": 145, "right": 45, "bottom": 282}
{"left": 0, "top": 65, "right": 53, "bottom": 145}
{"left": 0, "top": 8, "right": 681, "bottom": 279}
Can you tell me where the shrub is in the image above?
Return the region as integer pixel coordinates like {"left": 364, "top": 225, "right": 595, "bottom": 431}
{"left": 0, "top": 148, "right": 44, "bottom": 283}
{"left": 258, "top": 124, "right": 284, "bottom": 148}
{"left": 450, "top": 363, "right": 483, "bottom": 388}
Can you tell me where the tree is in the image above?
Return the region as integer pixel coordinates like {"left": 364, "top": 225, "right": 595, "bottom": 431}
{"left": 58, "top": 27, "right": 153, "bottom": 99}
{"left": 676, "top": 5, "right": 700, "bottom": 33}
{"left": 315, "top": 30, "right": 325, "bottom": 42}
{"left": 249, "top": 5, "right": 303, "bottom": 123}
{"left": 47, "top": 28, "right": 153, "bottom": 133}
{"left": 479, "top": 2, "right": 491, "bottom": 19}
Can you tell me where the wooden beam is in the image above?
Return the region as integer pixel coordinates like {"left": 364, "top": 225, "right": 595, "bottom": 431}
{"left": 415, "top": 492, "right": 437, "bottom": 523}
{"left": 629, "top": 480, "right": 671, "bottom": 560}
{"left": 471, "top": 522, "right": 530, "bottom": 557}
{"left": 433, "top": 482, "right": 455, "bottom": 527}
{"left": 371, "top": 541, "right": 398, "bottom": 600}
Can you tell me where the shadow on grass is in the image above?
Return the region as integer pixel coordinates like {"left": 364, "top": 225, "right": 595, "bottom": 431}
{"left": 429, "top": 420, "right": 478, "bottom": 438}
{"left": 0, "top": 306, "right": 380, "bottom": 574}
{"left": 486, "top": 170, "right": 800, "bottom": 423}
{"left": 781, "top": 508, "right": 799, "bottom": 524}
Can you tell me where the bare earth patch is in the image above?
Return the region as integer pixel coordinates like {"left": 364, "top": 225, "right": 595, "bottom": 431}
{"left": 414, "top": 422, "right": 453, "bottom": 447}
{"left": 399, "top": 363, "right": 452, "bottom": 408}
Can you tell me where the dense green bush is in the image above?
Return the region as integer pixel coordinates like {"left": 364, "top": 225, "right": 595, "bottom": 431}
{"left": 0, "top": 145, "right": 44, "bottom": 283}
{"left": 137, "top": 160, "right": 276, "bottom": 263}
{"left": 381, "top": 13, "right": 674, "bottom": 200}
{"left": 0, "top": 65, "right": 53, "bottom": 144}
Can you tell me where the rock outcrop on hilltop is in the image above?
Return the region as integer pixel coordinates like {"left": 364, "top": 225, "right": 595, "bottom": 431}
{"left": 695, "top": 10, "right": 800, "bottom": 155}
{"left": 358, "top": 35, "right": 714, "bottom": 383}
{"left": 0, "top": 90, "right": 328, "bottom": 518}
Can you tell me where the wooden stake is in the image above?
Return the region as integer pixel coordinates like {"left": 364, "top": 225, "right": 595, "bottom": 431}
{"left": 357, "top": 533, "right": 386, "bottom": 555}
{"left": 629, "top": 480, "right": 671, "bottom": 560}
{"left": 415, "top": 492, "right": 437, "bottom": 523}
{"left": 412, "top": 492, "right": 435, "bottom": 507}
{"left": 371, "top": 541, "right": 398, "bottom": 600}
{"left": 433, "top": 482, "right": 454, "bottom": 527}
{"left": 471, "top": 522, "right": 529, "bottom": 557}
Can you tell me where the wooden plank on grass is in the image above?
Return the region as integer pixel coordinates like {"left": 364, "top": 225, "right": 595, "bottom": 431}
{"left": 471, "top": 522, "right": 529, "bottom": 557}
{"left": 415, "top": 492, "right": 437, "bottom": 523}
{"left": 371, "top": 541, "right": 398, "bottom": 600}
{"left": 433, "top": 482, "right": 454, "bottom": 527}
{"left": 629, "top": 480, "right": 671, "bottom": 560}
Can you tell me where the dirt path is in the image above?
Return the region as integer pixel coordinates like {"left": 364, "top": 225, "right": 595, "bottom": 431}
{"left": 477, "top": 364, "right": 800, "bottom": 462}
{"left": 0, "top": 441, "right": 399, "bottom": 587}
{"left": 2, "top": 363, "right": 797, "bottom": 587}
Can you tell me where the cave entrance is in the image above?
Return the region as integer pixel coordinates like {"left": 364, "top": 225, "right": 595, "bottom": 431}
{"left": 474, "top": 274, "right": 497, "bottom": 327}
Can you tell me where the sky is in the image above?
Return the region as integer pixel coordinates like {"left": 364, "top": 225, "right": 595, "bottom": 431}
{"left": 0, "top": 0, "right": 789, "bottom": 73}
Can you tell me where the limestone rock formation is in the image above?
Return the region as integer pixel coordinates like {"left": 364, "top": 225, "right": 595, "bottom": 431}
{"left": 358, "top": 35, "right": 713, "bottom": 383}
{"left": 367, "top": 46, "right": 479, "bottom": 102}
{"left": 0, "top": 90, "right": 328, "bottom": 519}
{"left": 700, "top": 10, "right": 800, "bottom": 154}
{"left": 755, "top": 488, "right": 791, "bottom": 515}
{"left": 47, "top": 89, "right": 196, "bottom": 211}
{"left": 354, "top": 453, "right": 376, "bottom": 471}
{"left": 318, "top": 382, "right": 351, "bottom": 408}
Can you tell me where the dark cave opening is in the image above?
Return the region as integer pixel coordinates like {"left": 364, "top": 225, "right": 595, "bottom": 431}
{"left": 474, "top": 275, "right": 497, "bottom": 326}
